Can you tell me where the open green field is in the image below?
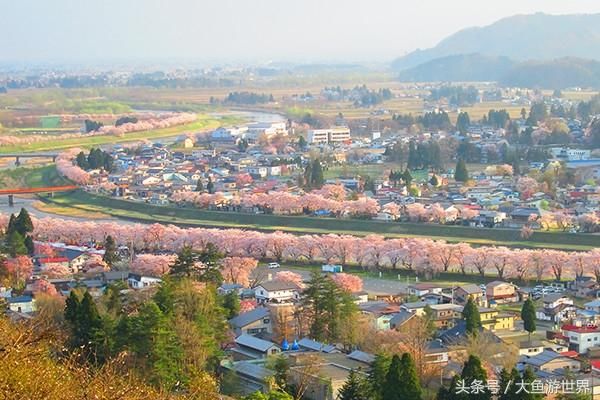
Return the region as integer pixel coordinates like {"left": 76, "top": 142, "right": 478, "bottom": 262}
{"left": 41, "top": 189, "right": 599, "bottom": 251}
{"left": 0, "top": 165, "right": 68, "bottom": 188}
{"left": 0, "top": 114, "right": 241, "bottom": 154}
{"left": 324, "top": 163, "right": 430, "bottom": 181}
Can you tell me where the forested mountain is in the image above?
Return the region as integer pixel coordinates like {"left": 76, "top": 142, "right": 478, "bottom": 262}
{"left": 398, "top": 55, "right": 600, "bottom": 89}
{"left": 392, "top": 13, "right": 600, "bottom": 70}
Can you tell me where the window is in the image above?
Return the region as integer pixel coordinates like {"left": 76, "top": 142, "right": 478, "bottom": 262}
{"left": 263, "top": 318, "right": 270, "bottom": 324}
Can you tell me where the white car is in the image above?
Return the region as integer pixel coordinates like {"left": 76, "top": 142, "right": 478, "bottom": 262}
{"left": 267, "top": 262, "right": 280, "bottom": 269}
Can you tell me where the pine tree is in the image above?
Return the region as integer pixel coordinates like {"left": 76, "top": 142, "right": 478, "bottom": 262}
{"left": 311, "top": 159, "right": 324, "bottom": 188}
{"left": 24, "top": 235, "right": 34, "bottom": 255}
{"left": 521, "top": 367, "right": 542, "bottom": 400}
{"left": 398, "top": 353, "right": 422, "bottom": 400}
{"left": 460, "top": 355, "right": 491, "bottom": 400}
{"left": 15, "top": 208, "right": 33, "bottom": 235}
{"left": 521, "top": 299, "right": 537, "bottom": 342}
{"left": 368, "top": 353, "right": 391, "bottom": 400}
{"left": 338, "top": 369, "right": 370, "bottom": 400}
{"left": 6, "top": 213, "right": 16, "bottom": 235}
{"left": 462, "top": 297, "right": 481, "bottom": 336}
{"left": 223, "top": 290, "right": 241, "bottom": 319}
{"left": 382, "top": 354, "right": 403, "bottom": 400}
{"left": 382, "top": 353, "right": 422, "bottom": 400}
{"left": 169, "top": 246, "right": 197, "bottom": 278}
{"left": 102, "top": 235, "right": 118, "bottom": 266}
{"left": 454, "top": 159, "right": 469, "bottom": 182}
{"left": 206, "top": 177, "right": 215, "bottom": 194}
{"left": 195, "top": 178, "right": 204, "bottom": 192}
{"left": 402, "top": 169, "right": 413, "bottom": 186}
{"left": 6, "top": 230, "right": 27, "bottom": 257}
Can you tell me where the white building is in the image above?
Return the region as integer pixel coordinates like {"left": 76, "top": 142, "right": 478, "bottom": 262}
{"left": 246, "top": 122, "right": 288, "bottom": 141}
{"left": 550, "top": 147, "right": 591, "bottom": 161}
{"left": 255, "top": 281, "right": 300, "bottom": 304}
{"left": 128, "top": 273, "right": 162, "bottom": 289}
{"left": 307, "top": 127, "right": 351, "bottom": 144}
{"left": 562, "top": 324, "right": 600, "bottom": 354}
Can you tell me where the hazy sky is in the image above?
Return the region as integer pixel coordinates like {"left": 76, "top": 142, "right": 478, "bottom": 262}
{"left": 2, "top": 0, "right": 600, "bottom": 65}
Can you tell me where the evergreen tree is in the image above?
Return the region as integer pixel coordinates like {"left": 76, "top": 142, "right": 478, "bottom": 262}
{"left": 338, "top": 369, "right": 370, "bottom": 400}
{"left": 382, "top": 353, "right": 422, "bottom": 400}
{"left": 368, "top": 353, "right": 391, "bottom": 400}
{"left": 76, "top": 151, "right": 89, "bottom": 169}
{"left": 311, "top": 159, "right": 324, "bottom": 188}
{"left": 457, "top": 112, "right": 471, "bottom": 134}
{"left": 402, "top": 169, "right": 413, "bottom": 186}
{"left": 522, "top": 367, "right": 543, "bottom": 400}
{"left": 153, "top": 279, "right": 176, "bottom": 315}
{"left": 169, "top": 246, "right": 197, "bottom": 278}
{"left": 15, "top": 208, "right": 33, "bottom": 235}
{"left": 6, "top": 214, "right": 16, "bottom": 235}
{"left": 102, "top": 235, "right": 118, "bottom": 266}
{"left": 6, "top": 230, "right": 27, "bottom": 257}
{"left": 223, "top": 290, "right": 241, "bottom": 319}
{"left": 460, "top": 355, "right": 491, "bottom": 400}
{"left": 407, "top": 140, "right": 419, "bottom": 170}
{"left": 195, "top": 178, "right": 204, "bottom": 192}
{"left": 454, "top": 159, "right": 469, "bottom": 182}
{"left": 399, "top": 353, "right": 422, "bottom": 400}
{"left": 206, "top": 177, "right": 215, "bottom": 194}
{"left": 303, "top": 162, "right": 313, "bottom": 188}
{"left": 64, "top": 291, "right": 104, "bottom": 360}
{"left": 462, "top": 297, "right": 481, "bottom": 335}
{"left": 430, "top": 175, "right": 439, "bottom": 186}
{"left": 521, "top": 299, "right": 537, "bottom": 341}
{"left": 24, "top": 235, "right": 34, "bottom": 255}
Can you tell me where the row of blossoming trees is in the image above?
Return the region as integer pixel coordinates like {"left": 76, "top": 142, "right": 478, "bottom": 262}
{"left": 7, "top": 213, "right": 600, "bottom": 283}
{"left": 0, "top": 112, "right": 197, "bottom": 146}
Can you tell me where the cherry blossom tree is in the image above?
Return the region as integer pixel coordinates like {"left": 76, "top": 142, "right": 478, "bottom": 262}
{"left": 4, "top": 256, "right": 33, "bottom": 283}
{"left": 220, "top": 257, "right": 258, "bottom": 287}
{"left": 274, "top": 271, "right": 304, "bottom": 288}
{"left": 31, "top": 279, "right": 59, "bottom": 297}
{"left": 131, "top": 254, "right": 177, "bottom": 276}
{"left": 331, "top": 273, "right": 363, "bottom": 293}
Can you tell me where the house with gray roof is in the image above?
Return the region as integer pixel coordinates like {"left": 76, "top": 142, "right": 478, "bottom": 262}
{"left": 233, "top": 334, "right": 281, "bottom": 360}
{"left": 229, "top": 307, "right": 272, "bottom": 337}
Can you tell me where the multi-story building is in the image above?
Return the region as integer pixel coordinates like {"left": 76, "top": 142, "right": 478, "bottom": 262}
{"left": 307, "top": 127, "right": 351, "bottom": 144}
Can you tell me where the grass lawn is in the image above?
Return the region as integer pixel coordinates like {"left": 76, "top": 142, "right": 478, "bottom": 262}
{"left": 0, "top": 165, "right": 68, "bottom": 189}
{"left": 0, "top": 114, "right": 242, "bottom": 154}
{"left": 40, "top": 188, "right": 599, "bottom": 251}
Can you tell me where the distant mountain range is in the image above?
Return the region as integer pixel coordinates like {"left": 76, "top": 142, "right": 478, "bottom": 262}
{"left": 393, "top": 13, "right": 600, "bottom": 88}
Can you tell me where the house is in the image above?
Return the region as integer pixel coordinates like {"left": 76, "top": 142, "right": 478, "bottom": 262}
{"left": 428, "top": 304, "right": 462, "bottom": 330}
{"left": 389, "top": 309, "right": 417, "bottom": 331}
{"left": 478, "top": 307, "right": 515, "bottom": 331}
{"left": 297, "top": 338, "right": 338, "bottom": 354}
{"left": 234, "top": 334, "right": 281, "bottom": 359}
{"left": 562, "top": 324, "right": 600, "bottom": 354}
{"left": 536, "top": 294, "right": 577, "bottom": 323}
{"left": 425, "top": 340, "right": 450, "bottom": 365}
{"left": 359, "top": 301, "right": 400, "bottom": 330}
{"left": 518, "top": 340, "right": 545, "bottom": 356}
{"left": 519, "top": 349, "right": 580, "bottom": 373}
{"left": 127, "top": 273, "right": 162, "bottom": 289}
{"left": 400, "top": 301, "right": 429, "bottom": 316}
{"left": 220, "top": 360, "right": 274, "bottom": 395}
{"left": 486, "top": 281, "right": 518, "bottom": 304}
{"left": 408, "top": 283, "right": 443, "bottom": 297}
{"left": 584, "top": 300, "right": 600, "bottom": 315}
{"left": 7, "top": 296, "right": 35, "bottom": 313}
{"left": 102, "top": 271, "right": 129, "bottom": 284}
{"left": 218, "top": 283, "right": 244, "bottom": 296}
{"left": 454, "top": 284, "right": 487, "bottom": 307}
{"left": 229, "top": 307, "right": 272, "bottom": 337}
{"left": 254, "top": 281, "right": 300, "bottom": 304}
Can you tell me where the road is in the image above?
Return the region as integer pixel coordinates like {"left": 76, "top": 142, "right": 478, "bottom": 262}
{"left": 257, "top": 266, "right": 412, "bottom": 296}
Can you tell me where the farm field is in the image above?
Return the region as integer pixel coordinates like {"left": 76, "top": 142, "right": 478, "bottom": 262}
{"left": 39, "top": 189, "right": 599, "bottom": 251}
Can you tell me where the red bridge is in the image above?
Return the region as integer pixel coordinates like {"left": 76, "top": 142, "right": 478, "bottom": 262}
{"left": 0, "top": 185, "right": 78, "bottom": 206}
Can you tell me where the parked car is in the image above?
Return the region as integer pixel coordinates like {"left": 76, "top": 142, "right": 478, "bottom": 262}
{"left": 267, "top": 262, "right": 280, "bottom": 269}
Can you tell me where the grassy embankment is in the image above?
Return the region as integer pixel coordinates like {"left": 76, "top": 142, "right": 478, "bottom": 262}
{"left": 40, "top": 189, "right": 598, "bottom": 251}
{"left": 0, "top": 114, "right": 242, "bottom": 154}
